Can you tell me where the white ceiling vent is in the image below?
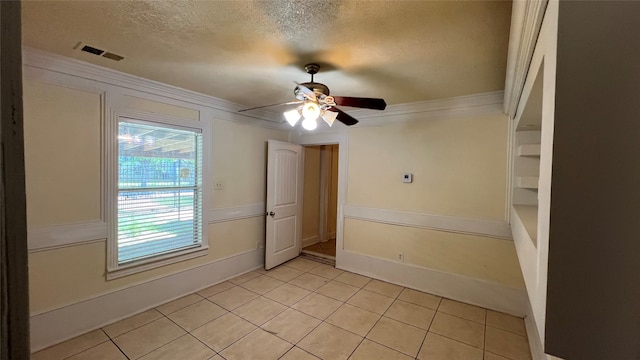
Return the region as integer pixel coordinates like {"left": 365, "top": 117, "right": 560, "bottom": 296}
{"left": 75, "top": 42, "right": 124, "bottom": 61}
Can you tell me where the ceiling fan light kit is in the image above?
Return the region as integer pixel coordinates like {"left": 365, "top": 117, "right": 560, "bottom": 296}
{"left": 301, "top": 116, "right": 318, "bottom": 131}
{"left": 301, "top": 101, "right": 320, "bottom": 121}
{"left": 321, "top": 109, "right": 338, "bottom": 127}
{"left": 239, "top": 63, "right": 387, "bottom": 131}
{"left": 283, "top": 108, "right": 301, "bottom": 127}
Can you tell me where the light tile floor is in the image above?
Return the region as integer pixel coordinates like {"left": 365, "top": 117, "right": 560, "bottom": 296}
{"left": 32, "top": 257, "right": 532, "bottom": 360}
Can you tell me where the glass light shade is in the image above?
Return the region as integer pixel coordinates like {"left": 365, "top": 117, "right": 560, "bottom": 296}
{"left": 301, "top": 101, "right": 320, "bottom": 121}
{"left": 283, "top": 109, "right": 301, "bottom": 126}
{"left": 301, "top": 117, "right": 318, "bottom": 130}
{"left": 321, "top": 110, "right": 338, "bottom": 127}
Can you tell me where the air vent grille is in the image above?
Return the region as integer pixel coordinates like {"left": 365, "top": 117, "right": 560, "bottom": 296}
{"left": 81, "top": 45, "right": 104, "bottom": 56}
{"left": 77, "top": 42, "right": 124, "bottom": 62}
{"left": 102, "top": 52, "right": 124, "bottom": 61}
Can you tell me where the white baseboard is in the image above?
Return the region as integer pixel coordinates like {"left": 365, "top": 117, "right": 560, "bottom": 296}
{"left": 338, "top": 250, "right": 527, "bottom": 317}
{"left": 30, "top": 248, "right": 264, "bottom": 352}
{"left": 302, "top": 235, "right": 320, "bottom": 247}
{"left": 524, "top": 298, "right": 553, "bottom": 360}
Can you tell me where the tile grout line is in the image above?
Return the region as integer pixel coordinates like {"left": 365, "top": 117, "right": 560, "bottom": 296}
{"left": 219, "top": 259, "right": 325, "bottom": 358}
{"left": 271, "top": 263, "right": 331, "bottom": 357}
{"left": 57, "top": 331, "right": 113, "bottom": 360}
{"left": 110, "top": 339, "right": 132, "bottom": 360}
{"left": 483, "top": 306, "right": 488, "bottom": 360}
{"left": 140, "top": 313, "right": 214, "bottom": 359}
{"left": 343, "top": 280, "right": 414, "bottom": 359}
{"left": 39, "top": 256, "right": 521, "bottom": 360}
{"left": 414, "top": 296, "right": 443, "bottom": 359}
{"left": 101, "top": 309, "right": 165, "bottom": 342}
{"left": 280, "top": 259, "right": 367, "bottom": 358}
{"left": 161, "top": 300, "right": 258, "bottom": 359}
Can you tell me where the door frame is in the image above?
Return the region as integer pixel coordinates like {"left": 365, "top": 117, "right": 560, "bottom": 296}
{"left": 291, "top": 131, "right": 348, "bottom": 269}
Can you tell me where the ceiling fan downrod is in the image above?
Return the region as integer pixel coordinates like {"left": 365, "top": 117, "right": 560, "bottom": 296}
{"left": 304, "top": 63, "right": 320, "bottom": 83}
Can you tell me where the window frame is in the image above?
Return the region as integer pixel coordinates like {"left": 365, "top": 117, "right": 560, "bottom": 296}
{"left": 106, "top": 110, "right": 210, "bottom": 280}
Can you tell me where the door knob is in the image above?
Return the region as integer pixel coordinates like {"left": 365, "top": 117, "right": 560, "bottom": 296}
{"left": 268, "top": 211, "right": 275, "bottom": 217}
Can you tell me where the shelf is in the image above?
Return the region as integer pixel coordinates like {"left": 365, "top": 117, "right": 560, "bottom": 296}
{"left": 517, "top": 144, "right": 541, "bottom": 157}
{"left": 515, "top": 61, "right": 544, "bottom": 131}
{"left": 513, "top": 204, "right": 538, "bottom": 246}
{"left": 515, "top": 176, "right": 539, "bottom": 190}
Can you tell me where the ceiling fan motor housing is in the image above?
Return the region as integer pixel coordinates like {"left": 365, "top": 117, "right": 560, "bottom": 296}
{"left": 294, "top": 82, "right": 330, "bottom": 100}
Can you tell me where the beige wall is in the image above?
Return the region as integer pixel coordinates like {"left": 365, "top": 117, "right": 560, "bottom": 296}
{"left": 348, "top": 114, "right": 508, "bottom": 220}
{"left": 211, "top": 119, "right": 287, "bottom": 208}
{"left": 302, "top": 146, "right": 321, "bottom": 241}
{"left": 344, "top": 219, "right": 523, "bottom": 287}
{"left": 345, "top": 112, "right": 523, "bottom": 288}
{"left": 29, "top": 217, "right": 263, "bottom": 313}
{"left": 23, "top": 81, "right": 102, "bottom": 227}
{"left": 25, "top": 80, "right": 288, "bottom": 313}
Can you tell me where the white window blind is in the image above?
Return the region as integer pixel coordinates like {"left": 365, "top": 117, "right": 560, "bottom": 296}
{"left": 117, "top": 121, "right": 203, "bottom": 265}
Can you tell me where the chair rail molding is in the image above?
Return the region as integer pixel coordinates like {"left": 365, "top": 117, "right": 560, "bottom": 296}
{"left": 344, "top": 205, "right": 512, "bottom": 240}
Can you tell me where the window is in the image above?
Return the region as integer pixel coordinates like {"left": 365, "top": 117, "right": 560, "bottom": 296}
{"left": 107, "top": 116, "right": 207, "bottom": 278}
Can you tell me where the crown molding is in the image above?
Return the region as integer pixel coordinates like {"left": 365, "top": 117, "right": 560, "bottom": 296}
{"left": 22, "top": 47, "right": 506, "bottom": 132}
{"left": 349, "top": 90, "right": 504, "bottom": 119}
{"left": 21, "top": 47, "right": 286, "bottom": 129}
{"left": 503, "top": 1, "right": 548, "bottom": 118}
{"left": 305, "top": 91, "right": 505, "bottom": 134}
{"left": 289, "top": 90, "right": 505, "bottom": 136}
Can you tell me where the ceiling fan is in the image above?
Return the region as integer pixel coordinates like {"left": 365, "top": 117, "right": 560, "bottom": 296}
{"left": 239, "top": 63, "right": 387, "bottom": 130}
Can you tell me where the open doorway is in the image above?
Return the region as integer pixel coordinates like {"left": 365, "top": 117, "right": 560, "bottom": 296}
{"left": 301, "top": 144, "right": 339, "bottom": 261}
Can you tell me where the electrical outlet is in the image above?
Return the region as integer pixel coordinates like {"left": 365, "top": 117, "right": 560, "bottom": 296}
{"left": 397, "top": 253, "right": 404, "bottom": 262}
{"left": 214, "top": 182, "right": 223, "bottom": 190}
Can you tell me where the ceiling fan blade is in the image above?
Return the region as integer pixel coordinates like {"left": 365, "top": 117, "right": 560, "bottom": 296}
{"left": 332, "top": 107, "right": 359, "bottom": 126}
{"left": 294, "top": 81, "right": 317, "bottom": 101}
{"left": 332, "top": 96, "right": 387, "bottom": 110}
{"left": 238, "top": 101, "right": 302, "bottom": 112}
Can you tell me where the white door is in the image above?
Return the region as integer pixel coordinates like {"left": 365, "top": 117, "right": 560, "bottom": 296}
{"left": 265, "top": 140, "right": 304, "bottom": 270}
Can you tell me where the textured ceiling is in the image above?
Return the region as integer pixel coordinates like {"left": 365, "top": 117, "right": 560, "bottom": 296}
{"left": 22, "top": 1, "right": 512, "bottom": 112}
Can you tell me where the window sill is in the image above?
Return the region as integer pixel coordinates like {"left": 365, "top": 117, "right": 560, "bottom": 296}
{"left": 106, "top": 246, "right": 208, "bottom": 280}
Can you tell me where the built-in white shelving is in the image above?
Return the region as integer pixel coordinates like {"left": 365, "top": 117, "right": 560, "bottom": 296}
{"left": 512, "top": 59, "right": 544, "bottom": 251}
{"left": 512, "top": 204, "right": 538, "bottom": 245}
{"left": 517, "top": 144, "right": 541, "bottom": 157}
{"left": 515, "top": 176, "right": 539, "bottom": 190}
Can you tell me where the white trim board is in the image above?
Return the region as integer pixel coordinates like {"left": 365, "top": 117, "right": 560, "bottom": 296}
{"left": 525, "top": 298, "right": 548, "bottom": 360}
{"left": 208, "top": 203, "right": 265, "bottom": 223}
{"left": 344, "top": 205, "right": 512, "bottom": 240}
{"left": 290, "top": 132, "right": 350, "bottom": 274}
{"left": 344, "top": 91, "right": 502, "bottom": 119}
{"left": 28, "top": 204, "right": 266, "bottom": 252}
{"left": 22, "top": 47, "right": 285, "bottom": 129}
{"left": 339, "top": 250, "right": 527, "bottom": 317}
{"left": 290, "top": 92, "right": 505, "bottom": 134}
{"left": 30, "top": 248, "right": 263, "bottom": 352}
{"left": 503, "top": 1, "right": 548, "bottom": 117}
{"left": 28, "top": 221, "right": 107, "bottom": 252}
{"left": 23, "top": 47, "right": 507, "bottom": 132}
